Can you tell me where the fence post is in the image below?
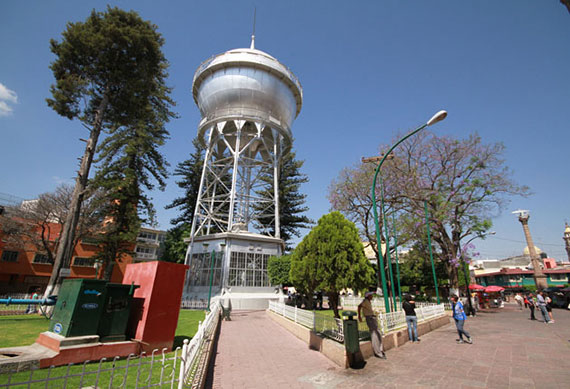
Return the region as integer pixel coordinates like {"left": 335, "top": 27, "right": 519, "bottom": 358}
{"left": 313, "top": 310, "right": 316, "bottom": 331}
{"left": 295, "top": 305, "right": 298, "bottom": 324}
{"left": 178, "top": 339, "right": 189, "bottom": 389}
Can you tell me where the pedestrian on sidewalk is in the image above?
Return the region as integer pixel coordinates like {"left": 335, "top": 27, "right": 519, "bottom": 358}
{"left": 537, "top": 290, "right": 552, "bottom": 324}
{"left": 546, "top": 294, "right": 555, "bottom": 323}
{"left": 402, "top": 295, "right": 419, "bottom": 342}
{"left": 514, "top": 293, "right": 523, "bottom": 310}
{"left": 527, "top": 293, "right": 537, "bottom": 320}
{"left": 358, "top": 291, "right": 386, "bottom": 359}
{"left": 451, "top": 295, "right": 472, "bottom": 344}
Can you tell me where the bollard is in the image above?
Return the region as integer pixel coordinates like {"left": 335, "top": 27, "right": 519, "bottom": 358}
{"left": 342, "top": 311, "right": 365, "bottom": 368}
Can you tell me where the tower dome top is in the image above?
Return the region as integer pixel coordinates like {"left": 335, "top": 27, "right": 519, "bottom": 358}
{"left": 523, "top": 246, "right": 542, "bottom": 256}
{"left": 565, "top": 223, "right": 570, "bottom": 234}
{"left": 192, "top": 46, "right": 303, "bottom": 119}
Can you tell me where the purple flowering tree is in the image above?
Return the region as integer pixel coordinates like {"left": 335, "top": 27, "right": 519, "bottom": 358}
{"left": 329, "top": 131, "right": 529, "bottom": 289}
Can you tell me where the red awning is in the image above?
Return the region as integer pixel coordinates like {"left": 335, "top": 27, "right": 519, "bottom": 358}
{"left": 468, "top": 284, "right": 485, "bottom": 290}
{"left": 484, "top": 285, "right": 505, "bottom": 293}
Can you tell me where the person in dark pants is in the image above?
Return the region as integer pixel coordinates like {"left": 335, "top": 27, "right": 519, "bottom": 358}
{"left": 358, "top": 291, "right": 386, "bottom": 359}
{"left": 402, "top": 295, "right": 419, "bottom": 342}
{"left": 451, "top": 295, "right": 472, "bottom": 344}
{"left": 527, "top": 293, "right": 537, "bottom": 320}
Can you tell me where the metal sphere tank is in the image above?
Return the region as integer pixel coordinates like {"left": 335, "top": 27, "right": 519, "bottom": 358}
{"left": 192, "top": 47, "right": 303, "bottom": 147}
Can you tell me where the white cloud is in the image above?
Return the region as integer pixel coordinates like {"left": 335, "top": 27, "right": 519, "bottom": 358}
{"left": 52, "top": 176, "right": 75, "bottom": 186}
{"left": 0, "top": 82, "right": 18, "bottom": 116}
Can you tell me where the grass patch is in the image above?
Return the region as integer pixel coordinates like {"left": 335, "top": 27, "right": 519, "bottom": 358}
{"left": 0, "top": 314, "right": 50, "bottom": 348}
{"left": 0, "top": 310, "right": 205, "bottom": 349}
{"left": 0, "top": 309, "right": 207, "bottom": 386}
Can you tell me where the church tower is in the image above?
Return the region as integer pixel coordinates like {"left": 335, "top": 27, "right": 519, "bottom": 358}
{"left": 564, "top": 223, "right": 570, "bottom": 262}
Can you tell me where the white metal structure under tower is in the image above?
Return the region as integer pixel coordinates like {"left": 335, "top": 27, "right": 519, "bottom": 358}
{"left": 183, "top": 39, "right": 303, "bottom": 307}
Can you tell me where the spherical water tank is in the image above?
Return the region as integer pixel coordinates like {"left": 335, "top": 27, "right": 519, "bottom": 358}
{"left": 192, "top": 48, "right": 303, "bottom": 144}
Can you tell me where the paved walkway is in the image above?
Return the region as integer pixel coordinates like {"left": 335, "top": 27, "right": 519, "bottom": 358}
{"left": 208, "top": 305, "right": 570, "bottom": 388}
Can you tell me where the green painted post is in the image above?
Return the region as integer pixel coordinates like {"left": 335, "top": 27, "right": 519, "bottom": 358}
{"left": 370, "top": 110, "right": 447, "bottom": 313}
{"left": 207, "top": 249, "right": 215, "bottom": 311}
{"left": 380, "top": 177, "right": 397, "bottom": 311}
{"left": 392, "top": 213, "right": 402, "bottom": 306}
{"left": 424, "top": 200, "right": 440, "bottom": 304}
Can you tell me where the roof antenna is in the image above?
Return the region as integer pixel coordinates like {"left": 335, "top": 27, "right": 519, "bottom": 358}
{"left": 250, "top": 7, "right": 256, "bottom": 49}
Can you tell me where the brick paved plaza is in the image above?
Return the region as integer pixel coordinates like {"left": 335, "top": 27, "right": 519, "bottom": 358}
{"left": 208, "top": 304, "right": 570, "bottom": 388}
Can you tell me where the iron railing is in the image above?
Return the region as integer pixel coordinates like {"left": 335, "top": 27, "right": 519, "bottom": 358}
{"left": 268, "top": 301, "right": 446, "bottom": 343}
{"left": 1, "top": 300, "right": 222, "bottom": 388}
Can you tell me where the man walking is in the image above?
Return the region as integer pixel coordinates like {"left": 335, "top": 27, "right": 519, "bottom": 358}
{"left": 402, "top": 295, "right": 419, "bottom": 342}
{"left": 514, "top": 293, "right": 523, "bottom": 310}
{"left": 358, "top": 291, "right": 386, "bottom": 359}
{"left": 526, "top": 293, "right": 537, "bottom": 320}
{"left": 452, "top": 295, "right": 472, "bottom": 344}
{"left": 537, "top": 290, "right": 552, "bottom": 324}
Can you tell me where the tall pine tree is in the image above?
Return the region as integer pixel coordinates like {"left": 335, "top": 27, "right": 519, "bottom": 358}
{"left": 254, "top": 150, "right": 313, "bottom": 251}
{"left": 94, "top": 107, "right": 173, "bottom": 279}
{"left": 45, "top": 7, "right": 175, "bottom": 293}
{"left": 162, "top": 137, "right": 205, "bottom": 262}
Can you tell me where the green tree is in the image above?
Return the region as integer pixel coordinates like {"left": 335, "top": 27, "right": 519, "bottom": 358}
{"left": 290, "top": 212, "right": 375, "bottom": 318}
{"left": 45, "top": 7, "right": 175, "bottom": 290}
{"left": 166, "top": 137, "right": 205, "bottom": 227}
{"left": 160, "top": 224, "right": 191, "bottom": 263}
{"left": 329, "top": 132, "right": 529, "bottom": 291}
{"left": 268, "top": 255, "right": 292, "bottom": 286}
{"left": 160, "top": 137, "right": 205, "bottom": 263}
{"left": 398, "top": 241, "right": 448, "bottom": 297}
{"left": 255, "top": 150, "right": 313, "bottom": 251}
{"left": 94, "top": 112, "right": 173, "bottom": 279}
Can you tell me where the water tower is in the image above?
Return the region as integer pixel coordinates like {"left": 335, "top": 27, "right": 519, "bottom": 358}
{"left": 183, "top": 37, "right": 303, "bottom": 307}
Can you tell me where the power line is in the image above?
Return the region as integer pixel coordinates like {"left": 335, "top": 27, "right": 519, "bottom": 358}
{"left": 488, "top": 236, "right": 564, "bottom": 247}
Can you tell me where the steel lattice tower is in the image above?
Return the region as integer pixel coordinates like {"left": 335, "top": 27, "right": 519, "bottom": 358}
{"left": 183, "top": 38, "right": 302, "bottom": 304}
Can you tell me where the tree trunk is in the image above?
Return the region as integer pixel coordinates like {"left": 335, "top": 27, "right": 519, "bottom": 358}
{"left": 44, "top": 94, "right": 109, "bottom": 299}
{"left": 328, "top": 292, "right": 340, "bottom": 319}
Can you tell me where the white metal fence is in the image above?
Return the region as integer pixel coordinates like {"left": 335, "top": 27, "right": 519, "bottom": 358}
{"left": 180, "top": 299, "right": 208, "bottom": 310}
{"left": 269, "top": 301, "right": 446, "bottom": 343}
{"left": 340, "top": 296, "right": 453, "bottom": 312}
{"left": 0, "top": 301, "right": 222, "bottom": 389}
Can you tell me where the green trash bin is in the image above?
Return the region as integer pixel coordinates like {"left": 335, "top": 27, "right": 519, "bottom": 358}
{"left": 97, "top": 283, "right": 137, "bottom": 342}
{"left": 342, "top": 310, "right": 364, "bottom": 368}
{"left": 49, "top": 279, "right": 107, "bottom": 337}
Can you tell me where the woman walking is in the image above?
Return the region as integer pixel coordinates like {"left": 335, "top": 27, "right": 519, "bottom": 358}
{"left": 452, "top": 295, "right": 472, "bottom": 344}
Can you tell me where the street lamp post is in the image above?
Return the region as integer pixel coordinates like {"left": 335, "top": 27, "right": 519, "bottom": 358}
{"left": 371, "top": 110, "right": 447, "bottom": 313}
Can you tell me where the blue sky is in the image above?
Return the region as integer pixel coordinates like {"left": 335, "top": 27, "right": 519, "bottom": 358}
{"left": 1, "top": 1, "right": 569, "bottom": 260}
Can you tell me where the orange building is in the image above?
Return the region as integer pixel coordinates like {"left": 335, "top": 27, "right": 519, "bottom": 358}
{"left": 0, "top": 220, "right": 133, "bottom": 294}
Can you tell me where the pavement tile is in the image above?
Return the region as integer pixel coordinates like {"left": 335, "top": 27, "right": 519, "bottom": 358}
{"left": 208, "top": 304, "right": 570, "bottom": 388}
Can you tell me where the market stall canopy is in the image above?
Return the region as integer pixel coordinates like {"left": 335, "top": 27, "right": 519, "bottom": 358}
{"left": 484, "top": 285, "right": 505, "bottom": 293}
{"left": 468, "top": 284, "right": 485, "bottom": 290}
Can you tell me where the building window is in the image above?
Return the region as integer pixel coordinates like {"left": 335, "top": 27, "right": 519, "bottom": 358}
{"left": 188, "top": 251, "right": 223, "bottom": 288}
{"left": 1, "top": 250, "right": 18, "bottom": 262}
{"left": 228, "top": 252, "right": 270, "bottom": 287}
{"left": 138, "top": 231, "right": 157, "bottom": 241}
{"left": 550, "top": 273, "right": 568, "bottom": 282}
{"left": 509, "top": 275, "right": 522, "bottom": 283}
{"left": 136, "top": 246, "right": 155, "bottom": 255}
{"left": 33, "top": 253, "right": 53, "bottom": 264}
{"left": 73, "top": 257, "right": 95, "bottom": 267}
